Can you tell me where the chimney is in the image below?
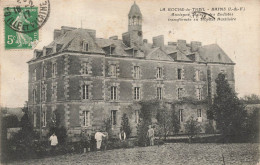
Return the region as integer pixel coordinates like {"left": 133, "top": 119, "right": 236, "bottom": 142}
{"left": 152, "top": 35, "right": 164, "bottom": 49}
{"left": 109, "top": 36, "right": 118, "bottom": 40}
{"left": 54, "top": 29, "right": 61, "bottom": 40}
{"left": 168, "top": 42, "right": 177, "bottom": 46}
{"left": 61, "top": 26, "right": 77, "bottom": 35}
{"left": 177, "top": 40, "right": 187, "bottom": 51}
{"left": 143, "top": 39, "right": 148, "bottom": 44}
{"left": 191, "top": 41, "right": 202, "bottom": 52}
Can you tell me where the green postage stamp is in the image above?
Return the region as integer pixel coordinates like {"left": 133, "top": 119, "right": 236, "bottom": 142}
{"left": 4, "top": 7, "right": 39, "bottom": 49}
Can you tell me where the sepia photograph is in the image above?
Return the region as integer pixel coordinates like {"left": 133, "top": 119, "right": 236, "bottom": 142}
{"left": 0, "top": 0, "right": 259, "bottom": 164}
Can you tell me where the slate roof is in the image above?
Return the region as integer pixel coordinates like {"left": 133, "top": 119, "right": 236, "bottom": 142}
{"left": 128, "top": 2, "right": 142, "bottom": 17}
{"left": 198, "top": 44, "right": 234, "bottom": 64}
{"left": 29, "top": 28, "right": 234, "bottom": 65}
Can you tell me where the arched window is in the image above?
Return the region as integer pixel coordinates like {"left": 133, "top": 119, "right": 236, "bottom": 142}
{"left": 138, "top": 18, "right": 142, "bottom": 25}
{"left": 133, "top": 16, "right": 137, "bottom": 25}
{"left": 131, "top": 18, "right": 134, "bottom": 25}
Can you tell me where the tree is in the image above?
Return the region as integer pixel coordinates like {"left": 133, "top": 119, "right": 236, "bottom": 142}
{"left": 136, "top": 100, "right": 158, "bottom": 146}
{"left": 102, "top": 118, "right": 113, "bottom": 140}
{"left": 185, "top": 116, "right": 201, "bottom": 143}
{"left": 208, "top": 73, "right": 247, "bottom": 140}
{"left": 171, "top": 108, "right": 180, "bottom": 135}
{"left": 120, "top": 113, "right": 131, "bottom": 139}
{"left": 241, "top": 94, "right": 260, "bottom": 104}
{"left": 48, "top": 110, "right": 67, "bottom": 145}
{"left": 156, "top": 103, "right": 171, "bottom": 140}
{"left": 245, "top": 108, "right": 259, "bottom": 142}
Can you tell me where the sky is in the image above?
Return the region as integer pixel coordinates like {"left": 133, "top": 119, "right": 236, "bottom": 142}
{"left": 0, "top": 0, "right": 260, "bottom": 107}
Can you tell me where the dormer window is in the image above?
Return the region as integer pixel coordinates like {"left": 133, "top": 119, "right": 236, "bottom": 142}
{"left": 82, "top": 41, "right": 89, "bottom": 51}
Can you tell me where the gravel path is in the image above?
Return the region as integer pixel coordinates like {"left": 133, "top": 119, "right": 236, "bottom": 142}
{"left": 8, "top": 143, "right": 259, "bottom": 165}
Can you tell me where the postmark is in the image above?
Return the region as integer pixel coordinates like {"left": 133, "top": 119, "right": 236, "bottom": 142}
{"left": 4, "top": 0, "right": 50, "bottom": 49}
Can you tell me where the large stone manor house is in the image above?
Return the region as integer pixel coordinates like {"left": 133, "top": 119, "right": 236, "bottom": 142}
{"left": 27, "top": 2, "right": 235, "bottom": 137}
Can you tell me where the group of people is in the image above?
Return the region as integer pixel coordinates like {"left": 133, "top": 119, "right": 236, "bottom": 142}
{"left": 48, "top": 125, "right": 155, "bottom": 153}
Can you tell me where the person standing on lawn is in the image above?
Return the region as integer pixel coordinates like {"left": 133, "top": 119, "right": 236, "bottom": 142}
{"left": 95, "top": 131, "right": 106, "bottom": 150}
{"left": 147, "top": 125, "right": 155, "bottom": 146}
{"left": 49, "top": 133, "right": 58, "bottom": 153}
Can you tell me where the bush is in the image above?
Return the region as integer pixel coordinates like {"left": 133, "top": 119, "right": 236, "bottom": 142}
{"left": 137, "top": 119, "right": 150, "bottom": 146}
{"left": 205, "top": 121, "right": 215, "bottom": 134}
{"left": 185, "top": 116, "right": 201, "bottom": 143}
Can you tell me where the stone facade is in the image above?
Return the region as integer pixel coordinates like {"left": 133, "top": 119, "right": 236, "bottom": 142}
{"left": 27, "top": 3, "right": 235, "bottom": 138}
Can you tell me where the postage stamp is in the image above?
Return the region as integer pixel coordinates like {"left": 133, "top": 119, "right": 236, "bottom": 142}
{"left": 3, "top": 0, "right": 50, "bottom": 49}
{"left": 4, "top": 7, "right": 39, "bottom": 49}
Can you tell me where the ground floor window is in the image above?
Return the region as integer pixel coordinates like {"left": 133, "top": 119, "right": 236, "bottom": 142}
{"left": 135, "top": 110, "right": 139, "bottom": 124}
{"left": 42, "top": 110, "right": 47, "bottom": 127}
{"left": 83, "top": 110, "right": 90, "bottom": 126}
{"left": 197, "top": 109, "right": 202, "bottom": 122}
{"left": 33, "top": 112, "right": 37, "bottom": 128}
{"left": 179, "top": 109, "right": 183, "bottom": 122}
{"left": 111, "top": 110, "right": 117, "bottom": 125}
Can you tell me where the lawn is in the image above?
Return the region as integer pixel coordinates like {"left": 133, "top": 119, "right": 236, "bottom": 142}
{"left": 10, "top": 143, "right": 259, "bottom": 165}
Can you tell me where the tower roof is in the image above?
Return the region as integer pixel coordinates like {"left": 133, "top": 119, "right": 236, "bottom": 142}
{"left": 128, "top": 2, "right": 142, "bottom": 17}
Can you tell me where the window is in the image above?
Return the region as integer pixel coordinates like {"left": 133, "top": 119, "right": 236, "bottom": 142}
{"left": 42, "top": 66, "right": 46, "bottom": 78}
{"left": 83, "top": 111, "right": 90, "bottom": 127}
{"left": 197, "top": 109, "right": 202, "bottom": 122}
{"left": 33, "top": 112, "right": 37, "bottom": 128}
{"left": 134, "top": 66, "right": 140, "bottom": 79}
{"left": 178, "top": 88, "right": 183, "bottom": 100}
{"left": 110, "top": 64, "right": 117, "bottom": 77}
{"left": 196, "top": 88, "right": 202, "bottom": 100}
{"left": 197, "top": 109, "right": 202, "bottom": 118}
{"left": 82, "top": 62, "right": 88, "bottom": 74}
{"left": 82, "top": 85, "right": 89, "bottom": 100}
{"left": 82, "top": 41, "right": 89, "bottom": 51}
{"left": 33, "top": 69, "right": 36, "bottom": 81}
{"left": 33, "top": 89, "right": 36, "bottom": 103}
{"left": 111, "top": 110, "right": 117, "bottom": 125}
{"left": 134, "top": 87, "right": 140, "bottom": 100}
{"left": 157, "top": 87, "right": 162, "bottom": 100}
{"left": 42, "top": 86, "right": 46, "bottom": 101}
{"left": 111, "top": 86, "right": 117, "bottom": 100}
{"left": 52, "top": 84, "right": 56, "bottom": 95}
{"left": 195, "top": 70, "right": 200, "bottom": 81}
{"left": 179, "top": 109, "right": 183, "bottom": 122}
{"left": 42, "top": 110, "right": 47, "bottom": 127}
{"left": 135, "top": 110, "right": 139, "bottom": 124}
{"left": 156, "top": 67, "right": 162, "bottom": 79}
{"left": 52, "top": 63, "right": 57, "bottom": 77}
{"left": 178, "top": 69, "right": 182, "bottom": 80}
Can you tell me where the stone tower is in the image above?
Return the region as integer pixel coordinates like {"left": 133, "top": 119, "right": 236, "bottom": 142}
{"left": 123, "top": 2, "right": 143, "bottom": 47}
